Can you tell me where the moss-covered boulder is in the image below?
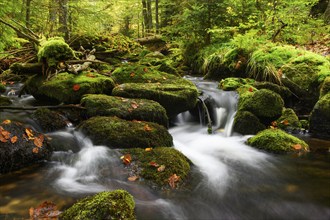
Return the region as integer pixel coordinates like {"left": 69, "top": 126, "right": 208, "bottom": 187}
{"left": 233, "top": 111, "right": 266, "bottom": 135}
{"left": 77, "top": 116, "right": 173, "bottom": 149}
{"left": 246, "top": 128, "right": 309, "bottom": 153}
{"left": 112, "top": 82, "right": 198, "bottom": 117}
{"left": 81, "top": 94, "right": 168, "bottom": 127}
{"left": 38, "top": 37, "right": 75, "bottom": 67}
{"left": 276, "top": 108, "right": 301, "bottom": 131}
{"left": 122, "top": 147, "right": 190, "bottom": 189}
{"left": 320, "top": 76, "right": 330, "bottom": 98}
{"left": 219, "top": 77, "right": 255, "bottom": 91}
{"left": 0, "top": 96, "right": 11, "bottom": 106}
{"left": 25, "top": 72, "right": 115, "bottom": 104}
{"left": 0, "top": 83, "right": 5, "bottom": 93}
{"left": 253, "top": 81, "right": 292, "bottom": 105}
{"left": 61, "top": 190, "right": 135, "bottom": 220}
{"left": 310, "top": 93, "right": 330, "bottom": 138}
{"left": 238, "top": 89, "right": 284, "bottom": 123}
{"left": 0, "top": 120, "right": 52, "bottom": 173}
{"left": 32, "top": 108, "right": 68, "bottom": 132}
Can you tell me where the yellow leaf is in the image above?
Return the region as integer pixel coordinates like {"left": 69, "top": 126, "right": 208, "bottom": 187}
{"left": 145, "top": 148, "right": 153, "bottom": 152}
{"left": 128, "top": 175, "right": 139, "bottom": 182}
{"left": 121, "top": 154, "right": 132, "bottom": 165}
{"left": 11, "top": 136, "right": 18, "bottom": 143}
{"left": 34, "top": 137, "right": 43, "bottom": 148}
{"left": 144, "top": 124, "right": 152, "bottom": 131}
{"left": 2, "top": 120, "right": 11, "bottom": 124}
{"left": 32, "top": 147, "right": 39, "bottom": 154}
{"left": 157, "top": 165, "right": 166, "bottom": 172}
{"left": 25, "top": 128, "right": 34, "bottom": 140}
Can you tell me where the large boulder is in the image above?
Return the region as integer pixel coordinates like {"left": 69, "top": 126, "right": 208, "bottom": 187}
{"left": 0, "top": 120, "right": 52, "bottom": 173}
{"left": 238, "top": 89, "right": 284, "bottom": 124}
{"left": 121, "top": 147, "right": 190, "bottom": 189}
{"left": 81, "top": 94, "right": 168, "bottom": 127}
{"left": 61, "top": 190, "right": 135, "bottom": 220}
{"left": 32, "top": 108, "right": 69, "bottom": 132}
{"left": 25, "top": 72, "right": 115, "bottom": 104}
{"left": 77, "top": 116, "right": 173, "bottom": 149}
{"left": 246, "top": 128, "right": 309, "bottom": 153}
{"left": 310, "top": 93, "right": 330, "bottom": 138}
{"left": 233, "top": 111, "right": 266, "bottom": 135}
{"left": 275, "top": 108, "right": 301, "bottom": 132}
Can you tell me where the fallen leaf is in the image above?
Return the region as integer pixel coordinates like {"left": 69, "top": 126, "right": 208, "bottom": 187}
{"left": 73, "top": 84, "right": 80, "bottom": 91}
{"left": 121, "top": 154, "right": 132, "bottom": 165}
{"left": 1, "top": 130, "right": 10, "bottom": 139}
{"left": 29, "top": 201, "right": 61, "bottom": 219}
{"left": 292, "top": 144, "right": 302, "bottom": 150}
{"left": 32, "top": 147, "right": 39, "bottom": 154}
{"left": 0, "top": 135, "right": 7, "bottom": 143}
{"left": 34, "top": 136, "right": 43, "bottom": 148}
{"left": 128, "top": 175, "right": 139, "bottom": 181}
{"left": 271, "top": 121, "right": 277, "bottom": 128}
{"left": 2, "top": 119, "right": 11, "bottom": 124}
{"left": 248, "top": 87, "right": 253, "bottom": 92}
{"left": 131, "top": 102, "right": 138, "bottom": 109}
{"left": 130, "top": 72, "right": 135, "bottom": 77}
{"left": 1, "top": 81, "right": 6, "bottom": 85}
{"left": 38, "top": 134, "right": 44, "bottom": 143}
{"left": 168, "top": 174, "right": 180, "bottom": 189}
{"left": 11, "top": 136, "right": 18, "bottom": 143}
{"left": 144, "top": 124, "right": 152, "bottom": 131}
{"left": 143, "top": 67, "right": 148, "bottom": 72}
{"left": 162, "top": 76, "right": 167, "bottom": 80}
{"left": 86, "top": 73, "right": 96, "bottom": 78}
{"left": 149, "top": 161, "right": 159, "bottom": 167}
{"left": 25, "top": 128, "right": 34, "bottom": 140}
{"left": 157, "top": 165, "right": 166, "bottom": 172}
{"left": 281, "top": 120, "right": 290, "bottom": 126}
{"left": 145, "top": 148, "right": 153, "bottom": 152}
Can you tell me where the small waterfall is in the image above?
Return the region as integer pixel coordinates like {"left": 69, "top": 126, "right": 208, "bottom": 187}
{"left": 183, "top": 76, "right": 238, "bottom": 136}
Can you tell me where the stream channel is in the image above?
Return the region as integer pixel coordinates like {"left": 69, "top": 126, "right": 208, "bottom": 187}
{"left": 0, "top": 77, "right": 330, "bottom": 220}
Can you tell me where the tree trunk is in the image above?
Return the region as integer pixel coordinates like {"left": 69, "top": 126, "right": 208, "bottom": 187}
{"left": 155, "top": 0, "right": 159, "bottom": 33}
{"left": 25, "top": 0, "right": 32, "bottom": 28}
{"left": 147, "top": 0, "right": 153, "bottom": 32}
{"left": 58, "top": 0, "right": 69, "bottom": 40}
{"left": 142, "top": 0, "right": 148, "bottom": 35}
{"left": 325, "top": 0, "right": 330, "bottom": 23}
{"left": 48, "top": 0, "right": 57, "bottom": 35}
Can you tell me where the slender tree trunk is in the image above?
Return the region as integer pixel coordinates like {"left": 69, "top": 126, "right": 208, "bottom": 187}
{"left": 142, "top": 0, "right": 148, "bottom": 35}
{"left": 205, "top": 0, "right": 212, "bottom": 45}
{"left": 155, "top": 0, "right": 159, "bottom": 33}
{"left": 48, "top": 0, "right": 57, "bottom": 35}
{"left": 58, "top": 0, "right": 69, "bottom": 40}
{"left": 25, "top": 0, "right": 32, "bottom": 28}
{"left": 325, "top": 0, "right": 330, "bottom": 23}
{"left": 147, "top": 0, "right": 153, "bottom": 32}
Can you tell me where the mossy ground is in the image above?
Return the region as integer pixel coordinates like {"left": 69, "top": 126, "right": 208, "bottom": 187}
{"left": 61, "top": 190, "right": 135, "bottom": 220}
{"left": 81, "top": 94, "right": 168, "bottom": 127}
{"left": 122, "top": 147, "right": 190, "bottom": 189}
{"left": 246, "top": 128, "right": 309, "bottom": 153}
{"left": 0, "top": 96, "right": 11, "bottom": 106}
{"left": 78, "top": 116, "right": 173, "bottom": 149}
{"left": 320, "top": 76, "right": 330, "bottom": 98}
{"left": 219, "top": 77, "right": 255, "bottom": 91}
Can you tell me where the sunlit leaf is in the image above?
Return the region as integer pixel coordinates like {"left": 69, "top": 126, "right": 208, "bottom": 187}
{"left": 34, "top": 136, "right": 43, "bottom": 148}
{"left": 145, "top": 147, "right": 153, "bottom": 152}
{"left": 168, "top": 174, "right": 180, "bottom": 189}
{"left": 25, "top": 128, "right": 34, "bottom": 140}
{"left": 73, "top": 84, "right": 81, "bottom": 91}
{"left": 2, "top": 119, "right": 11, "bottom": 124}
{"left": 157, "top": 165, "right": 166, "bottom": 172}
{"left": 121, "top": 154, "right": 132, "bottom": 165}
{"left": 292, "top": 144, "right": 302, "bottom": 150}
{"left": 11, "top": 136, "right": 18, "bottom": 143}
{"left": 128, "top": 175, "right": 139, "bottom": 182}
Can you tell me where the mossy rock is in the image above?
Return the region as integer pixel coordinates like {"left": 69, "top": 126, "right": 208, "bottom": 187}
{"left": 77, "top": 116, "right": 173, "bottom": 149}
{"left": 233, "top": 111, "right": 266, "bottom": 135}
{"left": 253, "top": 81, "right": 292, "bottom": 105}
{"left": 32, "top": 108, "right": 68, "bottom": 132}
{"left": 219, "top": 77, "right": 255, "bottom": 91}
{"left": 0, "top": 96, "right": 11, "bottom": 106}
{"left": 310, "top": 93, "right": 330, "bottom": 138}
{"left": 246, "top": 128, "right": 309, "bottom": 153}
{"left": 0, "top": 83, "right": 5, "bottom": 93}
{"left": 37, "top": 37, "right": 75, "bottom": 67}
{"left": 238, "top": 89, "right": 284, "bottom": 123}
{"left": 112, "top": 82, "right": 198, "bottom": 117}
{"left": 25, "top": 72, "right": 115, "bottom": 104}
{"left": 61, "top": 190, "right": 135, "bottom": 220}
{"left": 122, "top": 147, "right": 190, "bottom": 189}
{"left": 320, "top": 76, "right": 330, "bottom": 98}
{"left": 276, "top": 108, "right": 301, "bottom": 131}
{"left": 0, "top": 121, "right": 52, "bottom": 173}
{"left": 81, "top": 94, "right": 168, "bottom": 127}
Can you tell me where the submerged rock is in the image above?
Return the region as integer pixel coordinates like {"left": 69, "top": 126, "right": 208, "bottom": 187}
{"left": 25, "top": 72, "right": 115, "bottom": 104}
{"left": 61, "top": 190, "right": 135, "bottom": 220}
{"left": 77, "top": 116, "right": 173, "bottom": 149}
{"left": 122, "top": 147, "right": 190, "bottom": 189}
{"left": 310, "top": 93, "right": 330, "bottom": 139}
{"left": 0, "top": 120, "right": 52, "bottom": 173}
{"left": 81, "top": 94, "right": 168, "bottom": 127}
{"left": 246, "top": 128, "right": 309, "bottom": 153}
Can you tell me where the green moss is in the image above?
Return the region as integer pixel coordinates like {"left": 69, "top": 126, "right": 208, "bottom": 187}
{"left": 0, "top": 96, "right": 12, "bottom": 106}
{"left": 32, "top": 108, "right": 68, "bottom": 132}
{"left": 233, "top": 111, "right": 266, "bottom": 135}
{"left": 238, "top": 89, "right": 284, "bottom": 121}
{"left": 0, "top": 83, "right": 5, "bottom": 93}
{"left": 26, "top": 72, "right": 115, "bottom": 104}
{"left": 219, "top": 77, "right": 255, "bottom": 91}
{"left": 310, "top": 93, "right": 330, "bottom": 138}
{"left": 112, "top": 81, "right": 198, "bottom": 117}
{"left": 300, "top": 119, "right": 309, "bottom": 130}
{"left": 37, "top": 37, "right": 75, "bottom": 67}
{"left": 246, "top": 128, "right": 309, "bottom": 153}
{"left": 81, "top": 94, "right": 168, "bottom": 127}
{"left": 61, "top": 190, "right": 135, "bottom": 220}
{"left": 78, "top": 116, "right": 173, "bottom": 149}
{"left": 320, "top": 76, "right": 330, "bottom": 98}
{"left": 253, "top": 81, "right": 292, "bottom": 103}
{"left": 276, "top": 108, "right": 302, "bottom": 130}
{"left": 122, "top": 147, "right": 190, "bottom": 188}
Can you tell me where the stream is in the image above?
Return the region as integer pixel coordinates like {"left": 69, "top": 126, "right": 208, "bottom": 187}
{"left": 1, "top": 79, "right": 330, "bottom": 220}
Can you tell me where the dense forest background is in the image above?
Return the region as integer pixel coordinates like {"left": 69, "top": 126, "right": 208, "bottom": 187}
{"left": 0, "top": 0, "right": 329, "bottom": 51}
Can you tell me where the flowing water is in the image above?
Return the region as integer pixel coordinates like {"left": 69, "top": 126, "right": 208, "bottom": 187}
{"left": 1, "top": 80, "right": 330, "bottom": 220}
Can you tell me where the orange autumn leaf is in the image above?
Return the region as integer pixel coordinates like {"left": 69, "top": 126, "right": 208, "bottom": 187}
{"left": 2, "top": 119, "right": 11, "bottom": 124}
{"left": 131, "top": 102, "right": 138, "bottom": 109}
{"left": 168, "top": 174, "right": 180, "bottom": 189}
{"left": 1, "top": 130, "right": 10, "bottom": 139}
{"left": 34, "top": 137, "right": 43, "bottom": 148}
{"left": 32, "top": 147, "right": 39, "bottom": 153}
{"left": 25, "top": 128, "right": 34, "bottom": 140}
{"left": 121, "top": 154, "right": 132, "bottom": 165}
{"left": 271, "top": 121, "right": 278, "bottom": 128}
{"left": 128, "top": 175, "right": 139, "bottom": 182}
{"left": 248, "top": 87, "right": 253, "bottom": 92}
{"left": 11, "top": 136, "right": 18, "bottom": 144}
{"left": 144, "top": 124, "right": 152, "bottom": 132}
{"left": 149, "top": 161, "right": 159, "bottom": 167}
{"left": 130, "top": 72, "right": 135, "bottom": 77}
{"left": 38, "top": 134, "right": 44, "bottom": 143}
{"left": 29, "top": 201, "right": 61, "bottom": 219}
{"left": 143, "top": 67, "right": 148, "bottom": 72}
{"left": 157, "top": 165, "right": 166, "bottom": 172}
{"left": 145, "top": 147, "right": 153, "bottom": 152}
{"left": 73, "top": 84, "right": 80, "bottom": 91}
{"left": 292, "top": 144, "right": 302, "bottom": 150}
{"left": 281, "top": 120, "right": 290, "bottom": 126}
{"left": 0, "top": 135, "right": 7, "bottom": 143}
